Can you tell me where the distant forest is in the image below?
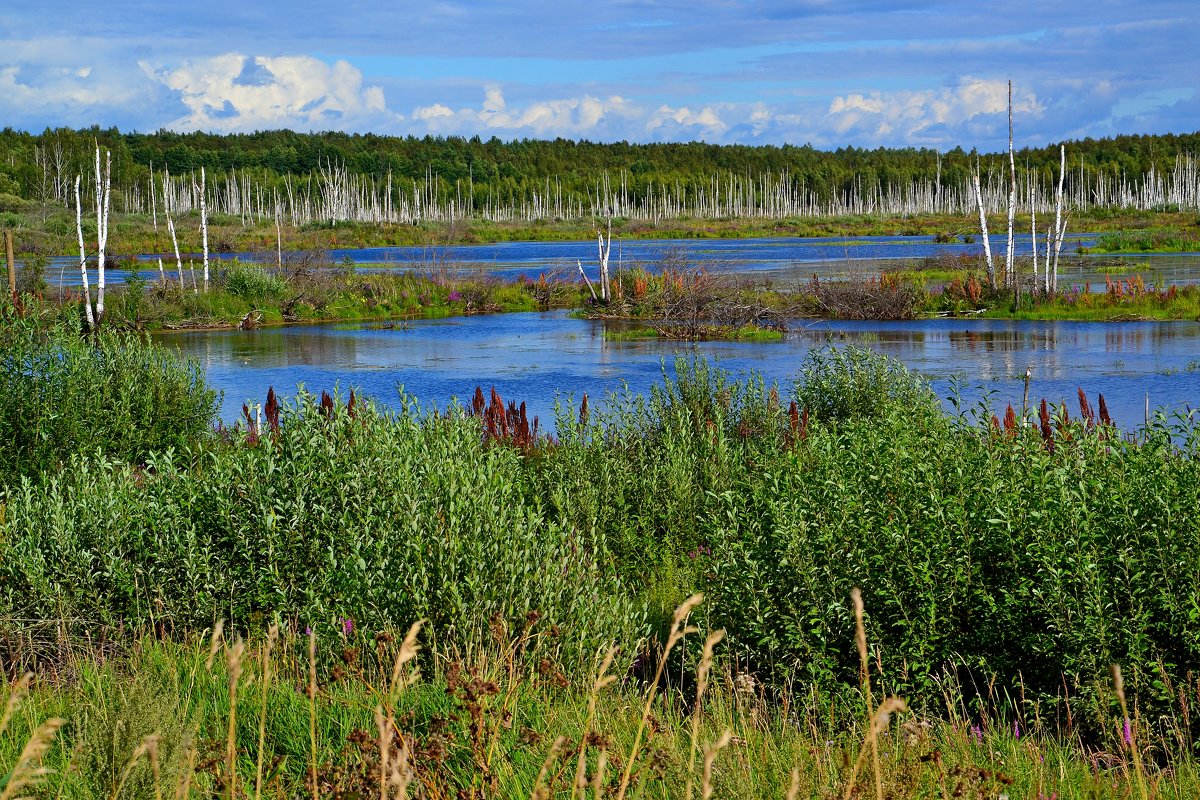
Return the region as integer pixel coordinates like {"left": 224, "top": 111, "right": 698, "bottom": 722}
{"left": 2, "top": 126, "right": 1198, "bottom": 221}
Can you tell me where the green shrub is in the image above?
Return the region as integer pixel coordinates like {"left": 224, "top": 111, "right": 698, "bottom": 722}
{"left": 794, "top": 345, "right": 939, "bottom": 422}
{"left": 219, "top": 262, "right": 287, "bottom": 302}
{"left": 0, "top": 319, "right": 218, "bottom": 483}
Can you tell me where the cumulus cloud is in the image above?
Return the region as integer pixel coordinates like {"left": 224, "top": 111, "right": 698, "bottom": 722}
{"left": 410, "top": 88, "right": 640, "bottom": 138}
{"left": 827, "top": 78, "right": 1044, "bottom": 145}
{"left": 145, "top": 54, "right": 399, "bottom": 132}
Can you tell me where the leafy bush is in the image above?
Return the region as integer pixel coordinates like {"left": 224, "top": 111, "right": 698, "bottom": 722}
{"left": 0, "top": 318, "right": 218, "bottom": 483}
{"left": 219, "top": 262, "right": 287, "bottom": 302}
{"left": 794, "top": 345, "right": 939, "bottom": 422}
{"left": 0, "top": 394, "right": 646, "bottom": 666}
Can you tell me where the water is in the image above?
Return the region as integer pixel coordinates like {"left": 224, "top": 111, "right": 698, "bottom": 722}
{"left": 157, "top": 312, "right": 1200, "bottom": 433}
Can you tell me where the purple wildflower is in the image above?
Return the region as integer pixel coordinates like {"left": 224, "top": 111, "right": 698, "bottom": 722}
{"left": 448, "top": 290, "right": 463, "bottom": 302}
{"left": 304, "top": 626, "right": 312, "bottom": 636}
{"left": 971, "top": 724, "right": 982, "bottom": 743}
{"left": 342, "top": 617, "right": 354, "bottom": 636}
{"left": 1013, "top": 720, "right": 1021, "bottom": 740}
{"left": 1123, "top": 718, "right": 1132, "bottom": 746}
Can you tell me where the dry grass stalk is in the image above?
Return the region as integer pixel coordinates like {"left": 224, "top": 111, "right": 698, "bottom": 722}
{"left": 308, "top": 628, "right": 318, "bottom": 800}
{"left": 844, "top": 587, "right": 885, "bottom": 800}
{"left": 0, "top": 717, "right": 64, "bottom": 800}
{"left": 146, "top": 735, "right": 164, "bottom": 800}
{"left": 700, "top": 730, "right": 732, "bottom": 800}
{"left": 786, "top": 766, "right": 801, "bottom": 800}
{"left": 530, "top": 735, "right": 567, "bottom": 800}
{"left": 205, "top": 620, "right": 226, "bottom": 671}
{"left": 380, "top": 621, "right": 423, "bottom": 800}
{"left": 686, "top": 630, "right": 726, "bottom": 800}
{"left": 844, "top": 698, "right": 908, "bottom": 800}
{"left": 0, "top": 673, "right": 33, "bottom": 737}
{"left": 591, "top": 748, "right": 608, "bottom": 800}
{"left": 1113, "top": 664, "right": 1149, "bottom": 800}
{"left": 616, "top": 593, "right": 704, "bottom": 800}
{"left": 225, "top": 637, "right": 245, "bottom": 800}
{"left": 110, "top": 734, "right": 160, "bottom": 800}
{"left": 573, "top": 645, "right": 619, "bottom": 800}
{"left": 173, "top": 738, "right": 198, "bottom": 800}
{"left": 254, "top": 622, "right": 279, "bottom": 800}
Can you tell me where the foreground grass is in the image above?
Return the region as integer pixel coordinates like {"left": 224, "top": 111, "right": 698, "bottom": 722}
{"left": 3, "top": 613, "right": 1195, "bottom": 800}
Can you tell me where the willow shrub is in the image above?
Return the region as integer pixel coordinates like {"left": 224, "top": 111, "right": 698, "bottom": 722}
{"left": 0, "top": 315, "right": 217, "bottom": 484}
{"left": 0, "top": 393, "right": 645, "bottom": 666}
{"left": 536, "top": 351, "right": 1200, "bottom": 723}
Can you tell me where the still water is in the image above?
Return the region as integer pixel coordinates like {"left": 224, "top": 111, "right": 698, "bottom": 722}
{"left": 158, "top": 312, "right": 1200, "bottom": 433}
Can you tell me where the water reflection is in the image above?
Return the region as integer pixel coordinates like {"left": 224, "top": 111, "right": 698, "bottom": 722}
{"left": 155, "top": 312, "right": 1200, "bottom": 433}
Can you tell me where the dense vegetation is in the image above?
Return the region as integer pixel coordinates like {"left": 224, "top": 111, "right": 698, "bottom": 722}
{"left": 2, "top": 317, "right": 1198, "bottom": 797}
{"left": 2, "top": 125, "right": 1197, "bottom": 218}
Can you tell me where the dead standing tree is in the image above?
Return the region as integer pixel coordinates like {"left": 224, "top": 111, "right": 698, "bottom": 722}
{"left": 73, "top": 144, "right": 112, "bottom": 331}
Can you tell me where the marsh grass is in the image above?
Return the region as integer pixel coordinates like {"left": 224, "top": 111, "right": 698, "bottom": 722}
{"left": 3, "top": 597, "right": 1199, "bottom": 799}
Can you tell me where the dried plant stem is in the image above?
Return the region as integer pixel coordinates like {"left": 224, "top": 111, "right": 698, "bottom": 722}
{"left": 685, "top": 630, "right": 725, "bottom": 800}
{"left": 617, "top": 592, "right": 704, "bottom": 800}
{"left": 254, "top": 623, "right": 279, "bottom": 800}
{"left": 1113, "top": 664, "right": 1149, "bottom": 800}
{"left": 0, "top": 717, "right": 65, "bottom": 800}
{"left": 0, "top": 673, "right": 33, "bottom": 736}
{"left": 531, "top": 735, "right": 567, "bottom": 800}
{"left": 843, "top": 588, "right": 884, "bottom": 800}
{"left": 226, "top": 638, "right": 245, "bottom": 800}
{"left": 308, "top": 629, "right": 318, "bottom": 800}
{"left": 700, "top": 730, "right": 732, "bottom": 800}
{"left": 574, "top": 646, "right": 618, "bottom": 800}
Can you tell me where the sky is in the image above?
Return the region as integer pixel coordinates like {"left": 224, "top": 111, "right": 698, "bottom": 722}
{"left": 1, "top": 1, "right": 1196, "bottom": 150}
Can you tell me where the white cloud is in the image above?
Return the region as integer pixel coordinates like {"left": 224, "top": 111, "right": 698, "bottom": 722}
{"left": 411, "top": 88, "right": 639, "bottom": 138}
{"left": 827, "top": 78, "right": 1044, "bottom": 144}
{"left": 145, "top": 54, "right": 401, "bottom": 132}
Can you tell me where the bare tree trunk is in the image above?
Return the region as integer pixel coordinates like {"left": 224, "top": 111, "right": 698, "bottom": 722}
{"left": 75, "top": 175, "right": 96, "bottom": 331}
{"left": 1029, "top": 172, "right": 1038, "bottom": 298}
{"left": 597, "top": 215, "right": 612, "bottom": 302}
{"left": 150, "top": 166, "right": 165, "bottom": 283}
{"left": 200, "top": 166, "right": 210, "bottom": 291}
{"left": 275, "top": 197, "right": 283, "bottom": 269}
{"left": 1005, "top": 80, "right": 1016, "bottom": 289}
{"left": 1052, "top": 145, "right": 1067, "bottom": 294}
{"left": 93, "top": 146, "right": 111, "bottom": 325}
{"left": 972, "top": 167, "right": 995, "bottom": 289}
{"left": 577, "top": 259, "right": 598, "bottom": 302}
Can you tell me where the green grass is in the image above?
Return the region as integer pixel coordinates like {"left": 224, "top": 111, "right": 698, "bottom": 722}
{"left": 1084, "top": 227, "right": 1200, "bottom": 254}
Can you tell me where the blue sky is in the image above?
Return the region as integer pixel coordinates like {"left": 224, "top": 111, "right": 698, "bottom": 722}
{"left": 1, "top": 1, "right": 1196, "bottom": 149}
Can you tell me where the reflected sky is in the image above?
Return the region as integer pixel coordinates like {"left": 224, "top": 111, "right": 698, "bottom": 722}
{"left": 157, "top": 311, "right": 1200, "bottom": 432}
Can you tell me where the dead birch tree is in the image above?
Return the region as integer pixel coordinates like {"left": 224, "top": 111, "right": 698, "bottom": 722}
{"left": 1005, "top": 80, "right": 1017, "bottom": 292}
{"left": 164, "top": 169, "right": 186, "bottom": 291}
{"left": 1051, "top": 144, "right": 1067, "bottom": 293}
{"left": 1029, "top": 171, "right": 1039, "bottom": 296}
{"left": 597, "top": 215, "right": 613, "bottom": 301}
{"left": 200, "top": 166, "right": 210, "bottom": 291}
{"left": 150, "top": 166, "right": 166, "bottom": 282}
{"left": 93, "top": 145, "right": 111, "bottom": 325}
{"left": 74, "top": 175, "right": 95, "bottom": 331}
{"left": 972, "top": 158, "right": 995, "bottom": 289}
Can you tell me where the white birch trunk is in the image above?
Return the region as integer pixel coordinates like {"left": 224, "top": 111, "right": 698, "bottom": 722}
{"left": 94, "top": 146, "right": 111, "bottom": 324}
{"left": 150, "top": 166, "right": 165, "bottom": 282}
{"left": 577, "top": 259, "right": 598, "bottom": 302}
{"left": 200, "top": 166, "right": 210, "bottom": 291}
{"left": 1005, "top": 80, "right": 1016, "bottom": 288}
{"left": 597, "top": 216, "right": 612, "bottom": 302}
{"left": 74, "top": 175, "right": 95, "bottom": 331}
{"left": 972, "top": 169, "right": 995, "bottom": 289}
{"left": 1030, "top": 173, "right": 1038, "bottom": 297}
{"left": 1052, "top": 145, "right": 1067, "bottom": 294}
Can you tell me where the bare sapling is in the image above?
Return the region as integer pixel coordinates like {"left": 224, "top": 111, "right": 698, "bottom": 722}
{"left": 74, "top": 175, "right": 96, "bottom": 331}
